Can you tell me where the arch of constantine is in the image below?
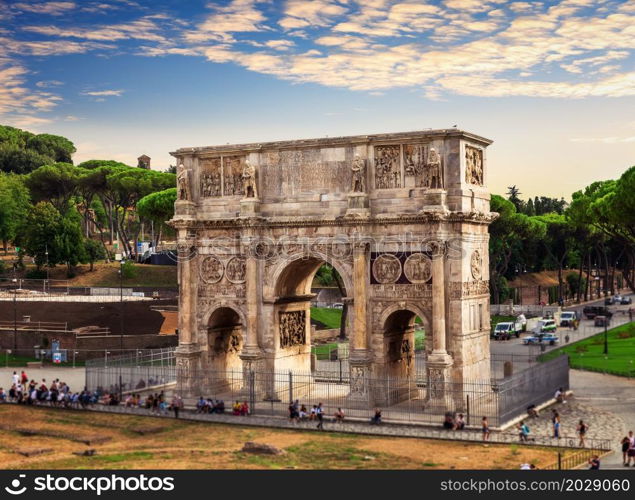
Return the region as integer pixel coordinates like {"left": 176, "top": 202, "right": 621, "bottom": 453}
{"left": 170, "top": 129, "right": 496, "bottom": 407}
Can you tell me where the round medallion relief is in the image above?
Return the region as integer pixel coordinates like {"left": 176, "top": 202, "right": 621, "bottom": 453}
{"left": 404, "top": 253, "right": 432, "bottom": 283}
{"left": 372, "top": 254, "right": 402, "bottom": 284}
{"left": 470, "top": 250, "right": 482, "bottom": 280}
{"left": 225, "top": 256, "right": 246, "bottom": 283}
{"left": 200, "top": 255, "right": 224, "bottom": 283}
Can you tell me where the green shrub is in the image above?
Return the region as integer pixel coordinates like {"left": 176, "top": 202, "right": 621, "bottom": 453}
{"left": 121, "top": 260, "right": 137, "bottom": 279}
{"left": 25, "top": 269, "right": 47, "bottom": 279}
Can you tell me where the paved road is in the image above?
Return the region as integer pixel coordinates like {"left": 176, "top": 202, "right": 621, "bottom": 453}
{"left": 570, "top": 369, "right": 635, "bottom": 469}
{"left": 491, "top": 293, "right": 634, "bottom": 362}
{"left": 0, "top": 367, "right": 85, "bottom": 392}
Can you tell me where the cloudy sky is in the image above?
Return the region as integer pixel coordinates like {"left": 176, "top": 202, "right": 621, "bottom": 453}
{"left": 1, "top": 0, "right": 634, "bottom": 198}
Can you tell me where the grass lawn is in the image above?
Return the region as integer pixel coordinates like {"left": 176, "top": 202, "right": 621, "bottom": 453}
{"left": 0, "top": 354, "right": 85, "bottom": 368}
{"left": 540, "top": 322, "right": 635, "bottom": 377}
{"left": 310, "top": 307, "right": 342, "bottom": 329}
{"left": 310, "top": 307, "right": 426, "bottom": 356}
{"left": 0, "top": 405, "right": 570, "bottom": 470}
{"left": 7, "top": 262, "right": 177, "bottom": 288}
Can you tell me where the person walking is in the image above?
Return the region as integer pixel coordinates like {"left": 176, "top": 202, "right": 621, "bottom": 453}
{"left": 316, "top": 402, "right": 324, "bottom": 430}
{"left": 577, "top": 420, "right": 588, "bottom": 447}
{"left": 621, "top": 436, "right": 631, "bottom": 466}
{"left": 171, "top": 394, "right": 183, "bottom": 419}
{"left": 626, "top": 431, "right": 635, "bottom": 466}
{"left": 551, "top": 410, "right": 561, "bottom": 439}
{"left": 482, "top": 416, "right": 490, "bottom": 441}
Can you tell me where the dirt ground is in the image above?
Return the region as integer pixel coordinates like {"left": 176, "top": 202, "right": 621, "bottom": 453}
{"left": 0, "top": 300, "right": 177, "bottom": 335}
{"left": 0, "top": 405, "right": 566, "bottom": 470}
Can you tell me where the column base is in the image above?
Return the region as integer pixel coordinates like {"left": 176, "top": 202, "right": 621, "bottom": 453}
{"left": 175, "top": 345, "right": 202, "bottom": 398}
{"left": 421, "top": 189, "right": 449, "bottom": 213}
{"left": 425, "top": 355, "right": 455, "bottom": 411}
{"left": 345, "top": 192, "right": 370, "bottom": 217}
{"left": 240, "top": 198, "right": 261, "bottom": 216}
{"left": 174, "top": 200, "right": 196, "bottom": 218}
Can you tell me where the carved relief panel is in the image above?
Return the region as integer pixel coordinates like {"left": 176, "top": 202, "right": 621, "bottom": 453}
{"left": 223, "top": 156, "right": 245, "bottom": 196}
{"left": 403, "top": 144, "right": 427, "bottom": 188}
{"left": 200, "top": 158, "right": 222, "bottom": 198}
{"left": 200, "top": 256, "right": 224, "bottom": 283}
{"left": 279, "top": 310, "right": 306, "bottom": 349}
{"left": 403, "top": 253, "right": 432, "bottom": 283}
{"left": 225, "top": 257, "right": 246, "bottom": 284}
{"left": 372, "top": 254, "right": 402, "bottom": 284}
{"left": 465, "top": 145, "right": 484, "bottom": 186}
{"left": 374, "top": 145, "right": 401, "bottom": 189}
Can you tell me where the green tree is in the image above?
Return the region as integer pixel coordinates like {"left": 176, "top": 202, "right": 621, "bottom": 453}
{"left": 84, "top": 238, "right": 106, "bottom": 271}
{"left": 0, "top": 173, "right": 31, "bottom": 253}
{"left": 489, "top": 195, "right": 546, "bottom": 303}
{"left": 26, "top": 163, "right": 80, "bottom": 213}
{"left": 0, "top": 125, "right": 76, "bottom": 173}
{"left": 21, "top": 202, "right": 86, "bottom": 276}
{"left": 506, "top": 185, "right": 524, "bottom": 212}
{"left": 137, "top": 188, "right": 176, "bottom": 248}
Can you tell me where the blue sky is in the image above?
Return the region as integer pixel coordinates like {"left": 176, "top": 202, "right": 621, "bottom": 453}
{"left": 1, "top": 0, "right": 634, "bottom": 198}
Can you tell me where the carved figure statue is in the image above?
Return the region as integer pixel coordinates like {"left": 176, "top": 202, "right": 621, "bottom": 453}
{"left": 351, "top": 154, "right": 366, "bottom": 193}
{"left": 242, "top": 160, "right": 258, "bottom": 198}
{"left": 177, "top": 166, "right": 191, "bottom": 201}
{"left": 425, "top": 147, "right": 443, "bottom": 189}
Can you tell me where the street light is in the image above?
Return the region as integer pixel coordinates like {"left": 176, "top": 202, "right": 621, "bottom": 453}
{"left": 12, "top": 278, "right": 17, "bottom": 353}
{"left": 603, "top": 316, "right": 609, "bottom": 356}
{"left": 115, "top": 254, "right": 125, "bottom": 402}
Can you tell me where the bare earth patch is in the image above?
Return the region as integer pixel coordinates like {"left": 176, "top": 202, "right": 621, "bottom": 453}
{"left": 0, "top": 405, "right": 566, "bottom": 470}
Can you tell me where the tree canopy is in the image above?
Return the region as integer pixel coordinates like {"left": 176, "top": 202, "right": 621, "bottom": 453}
{"left": 0, "top": 125, "right": 76, "bottom": 174}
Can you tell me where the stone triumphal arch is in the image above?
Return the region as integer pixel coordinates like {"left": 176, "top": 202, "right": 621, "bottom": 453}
{"left": 170, "top": 129, "right": 495, "bottom": 405}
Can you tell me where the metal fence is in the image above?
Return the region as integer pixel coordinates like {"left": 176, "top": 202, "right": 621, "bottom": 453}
{"left": 85, "top": 348, "right": 176, "bottom": 394}
{"left": 85, "top": 348, "right": 570, "bottom": 428}
{"left": 496, "top": 354, "right": 569, "bottom": 424}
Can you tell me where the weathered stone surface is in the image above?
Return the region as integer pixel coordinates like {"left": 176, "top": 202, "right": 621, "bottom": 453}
{"left": 170, "top": 129, "right": 495, "bottom": 405}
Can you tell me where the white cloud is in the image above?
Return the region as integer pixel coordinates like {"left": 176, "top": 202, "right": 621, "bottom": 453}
{"left": 82, "top": 89, "right": 124, "bottom": 97}
{"left": 280, "top": 0, "right": 348, "bottom": 30}
{"left": 12, "top": 1, "right": 76, "bottom": 15}
{"left": 570, "top": 136, "right": 635, "bottom": 143}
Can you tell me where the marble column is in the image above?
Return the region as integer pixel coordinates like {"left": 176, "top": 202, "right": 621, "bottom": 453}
{"left": 349, "top": 242, "right": 371, "bottom": 400}
{"left": 426, "top": 246, "right": 454, "bottom": 408}
{"left": 175, "top": 240, "right": 201, "bottom": 397}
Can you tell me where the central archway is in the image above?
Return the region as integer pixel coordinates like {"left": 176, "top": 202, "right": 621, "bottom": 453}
{"left": 269, "top": 253, "right": 352, "bottom": 374}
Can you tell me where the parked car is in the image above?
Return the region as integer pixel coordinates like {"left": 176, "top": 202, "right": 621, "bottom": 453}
{"left": 594, "top": 315, "right": 610, "bottom": 327}
{"left": 559, "top": 311, "right": 577, "bottom": 327}
{"left": 331, "top": 303, "right": 344, "bottom": 309}
{"left": 583, "top": 306, "right": 613, "bottom": 319}
{"left": 523, "top": 333, "right": 559, "bottom": 346}
{"left": 620, "top": 296, "right": 632, "bottom": 305}
{"left": 533, "top": 319, "right": 557, "bottom": 334}
{"left": 492, "top": 321, "right": 522, "bottom": 340}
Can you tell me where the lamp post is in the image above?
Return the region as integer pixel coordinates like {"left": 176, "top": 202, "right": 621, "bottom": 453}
{"left": 603, "top": 316, "right": 609, "bottom": 355}
{"left": 12, "top": 278, "right": 17, "bottom": 352}
{"left": 115, "top": 254, "right": 125, "bottom": 402}
{"left": 45, "top": 245, "right": 49, "bottom": 293}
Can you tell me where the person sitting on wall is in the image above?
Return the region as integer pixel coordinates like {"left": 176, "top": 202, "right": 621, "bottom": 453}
{"left": 527, "top": 404, "right": 539, "bottom": 418}
{"left": 455, "top": 413, "right": 466, "bottom": 430}
{"left": 443, "top": 412, "right": 455, "bottom": 430}
{"left": 370, "top": 409, "right": 382, "bottom": 425}
{"left": 299, "top": 405, "right": 308, "bottom": 421}
{"left": 196, "top": 396, "right": 206, "bottom": 413}
{"left": 240, "top": 401, "right": 249, "bottom": 416}
{"left": 334, "top": 408, "right": 345, "bottom": 423}
{"left": 214, "top": 399, "right": 225, "bottom": 414}
{"left": 232, "top": 401, "right": 241, "bottom": 415}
